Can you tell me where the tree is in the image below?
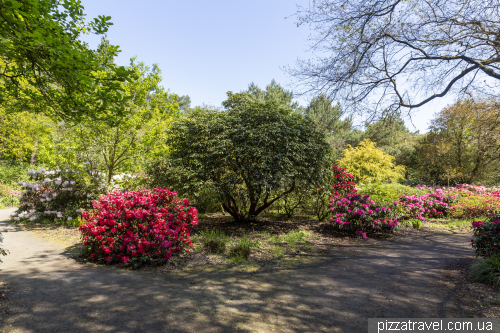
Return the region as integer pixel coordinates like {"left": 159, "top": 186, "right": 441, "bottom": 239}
{"left": 165, "top": 92, "right": 330, "bottom": 221}
{"left": 0, "top": 0, "right": 133, "bottom": 121}
{"left": 291, "top": 0, "right": 500, "bottom": 118}
{"left": 53, "top": 58, "right": 180, "bottom": 184}
{"left": 303, "top": 94, "right": 358, "bottom": 159}
{"left": 359, "top": 114, "right": 421, "bottom": 178}
{"left": 415, "top": 98, "right": 500, "bottom": 184}
{"left": 246, "top": 79, "right": 303, "bottom": 113}
{"left": 338, "top": 139, "right": 405, "bottom": 183}
{"left": 0, "top": 109, "right": 54, "bottom": 164}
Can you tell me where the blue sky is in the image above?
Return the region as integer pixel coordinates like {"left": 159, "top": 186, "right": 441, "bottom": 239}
{"left": 80, "top": 0, "right": 453, "bottom": 133}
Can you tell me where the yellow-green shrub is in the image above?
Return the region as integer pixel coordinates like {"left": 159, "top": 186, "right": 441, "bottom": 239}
{"left": 338, "top": 139, "right": 405, "bottom": 183}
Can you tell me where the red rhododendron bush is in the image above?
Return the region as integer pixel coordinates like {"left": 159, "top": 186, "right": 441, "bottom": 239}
{"left": 79, "top": 188, "right": 198, "bottom": 268}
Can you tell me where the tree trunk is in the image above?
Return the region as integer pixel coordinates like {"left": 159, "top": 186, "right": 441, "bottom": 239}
{"left": 30, "top": 137, "right": 39, "bottom": 165}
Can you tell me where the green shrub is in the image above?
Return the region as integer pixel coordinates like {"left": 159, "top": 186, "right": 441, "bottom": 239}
{"left": 357, "top": 182, "right": 428, "bottom": 204}
{"left": 411, "top": 219, "right": 422, "bottom": 228}
{"left": 199, "top": 228, "right": 228, "bottom": 254}
{"left": 229, "top": 234, "right": 252, "bottom": 260}
{"left": 469, "top": 256, "right": 500, "bottom": 288}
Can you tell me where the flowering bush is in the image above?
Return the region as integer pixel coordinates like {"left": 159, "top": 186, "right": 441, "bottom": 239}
{"left": 11, "top": 168, "right": 102, "bottom": 224}
{"left": 79, "top": 188, "right": 198, "bottom": 268}
{"left": 331, "top": 166, "right": 357, "bottom": 196}
{"left": 471, "top": 214, "right": 500, "bottom": 258}
{"left": 397, "top": 190, "right": 454, "bottom": 221}
{"left": 453, "top": 195, "right": 500, "bottom": 219}
{"left": 329, "top": 193, "right": 399, "bottom": 236}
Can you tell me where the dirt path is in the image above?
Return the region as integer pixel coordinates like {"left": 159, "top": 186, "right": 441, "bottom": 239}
{"left": 0, "top": 208, "right": 477, "bottom": 333}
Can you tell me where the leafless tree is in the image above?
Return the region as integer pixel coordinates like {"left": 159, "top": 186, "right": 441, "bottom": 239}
{"left": 289, "top": 0, "right": 500, "bottom": 120}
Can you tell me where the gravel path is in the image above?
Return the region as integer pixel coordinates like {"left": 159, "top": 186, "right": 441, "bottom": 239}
{"left": 0, "top": 208, "right": 475, "bottom": 332}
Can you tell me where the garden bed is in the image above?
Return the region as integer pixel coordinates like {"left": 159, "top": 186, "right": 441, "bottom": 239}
{"left": 16, "top": 213, "right": 475, "bottom": 273}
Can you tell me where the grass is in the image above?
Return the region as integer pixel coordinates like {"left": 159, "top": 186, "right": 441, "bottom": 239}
{"left": 469, "top": 256, "right": 500, "bottom": 288}
{"left": 228, "top": 234, "right": 252, "bottom": 261}
{"left": 198, "top": 228, "right": 229, "bottom": 254}
{"left": 269, "top": 229, "right": 313, "bottom": 250}
{"left": 424, "top": 217, "right": 478, "bottom": 230}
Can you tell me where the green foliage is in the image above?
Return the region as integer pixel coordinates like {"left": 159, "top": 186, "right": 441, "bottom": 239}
{"left": 0, "top": 195, "right": 19, "bottom": 209}
{"left": 469, "top": 256, "right": 500, "bottom": 288}
{"left": 358, "top": 115, "right": 421, "bottom": 179}
{"left": 0, "top": 0, "right": 133, "bottom": 122}
{"left": 0, "top": 161, "right": 46, "bottom": 189}
{"left": 229, "top": 234, "right": 252, "bottom": 260}
{"left": 0, "top": 111, "right": 55, "bottom": 164}
{"left": 166, "top": 91, "right": 330, "bottom": 221}
{"left": 411, "top": 219, "right": 422, "bottom": 228}
{"left": 357, "top": 183, "right": 428, "bottom": 204}
{"left": 414, "top": 99, "right": 500, "bottom": 185}
{"left": 246, "top": 79, "right": 302, "bottom": 113}
{"left": 146, "top": 158, "right": 221, "bottom": 213}
{"left": 338, "top": 139, "right": 405, "bottom": 183}
{"left": 51, "top": 56, "right": 181, "bottom": 185}
{"left": 199, "top": 228, "right": 228, "bottom": 254}
{"left": 303, "top": 94, "right": 356, "bottom": 159}
{"left": 301, "top": 188, "right": 332, "bottom": 222}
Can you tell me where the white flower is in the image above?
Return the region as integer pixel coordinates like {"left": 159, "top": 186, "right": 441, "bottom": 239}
{"left": 75, "top": 209, "right": 82, "bottom": 213}
{"left": 14, "top": 217, "right": 19, "bottom": 221}
{"left": 67, "top": 217, "right": 73, "bottom": 221}
{"left": 70, "top": 181, "right": 76, "bottom": 185}
{"left": 62, "top": 181, "right": 69, "bottom": 187}
{"left": 28, "top": 170, "right": 34, "bottom": 175}
{"left": 10, "top": 213, "right": 17, "bottom": 217}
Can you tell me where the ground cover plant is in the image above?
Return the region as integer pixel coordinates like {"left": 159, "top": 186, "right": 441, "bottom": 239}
{"left": 79, "top": 188, "right": 198, "bottom": 268}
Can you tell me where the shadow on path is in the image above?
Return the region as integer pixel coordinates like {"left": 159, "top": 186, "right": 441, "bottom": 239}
{"left": 0, "top": 209, "right": 474, "bottom": 332}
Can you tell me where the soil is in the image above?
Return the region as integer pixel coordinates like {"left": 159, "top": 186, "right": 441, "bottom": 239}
{"left": 0, "top": 208, "right": 498, "bottom": 333}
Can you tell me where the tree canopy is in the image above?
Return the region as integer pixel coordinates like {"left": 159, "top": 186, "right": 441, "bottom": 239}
{"left": 415, "top": 98, "right": 500, "bottom": 184}
{"left": 165, "top": 92, "right": 330, "bottom": 221}
{"left": 291, "top": 0, "right": 500, "bottom": 119}
{"left": 0, "top": 0, "right": 133, "bottom": 122}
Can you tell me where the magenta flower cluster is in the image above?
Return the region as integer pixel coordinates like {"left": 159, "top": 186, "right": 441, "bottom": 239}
{"left": 79, "top": 188, "right": 198, "bottom": 267}
{"left": 329, "top": 193, "right": 399, "bottom": 238}
{"left": 397, "top": 191, "right": 453, "bottom": 221}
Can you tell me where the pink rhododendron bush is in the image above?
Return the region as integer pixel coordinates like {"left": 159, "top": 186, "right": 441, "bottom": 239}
{"left": 329, "top": 193, "right": 399, "bottom": 239}
{"left": 397, "top": 190, "right": 454, "bottom": 221}
{"left": 471, "top": 214, "right": 500, "bottom": 258}
{"left": 79, "top": 188, "right": 198, "bottom": 268}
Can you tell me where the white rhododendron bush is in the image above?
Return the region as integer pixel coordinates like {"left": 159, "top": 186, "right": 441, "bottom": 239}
{"left": 11, "top": 168, "right": 102, "bottom": 224}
